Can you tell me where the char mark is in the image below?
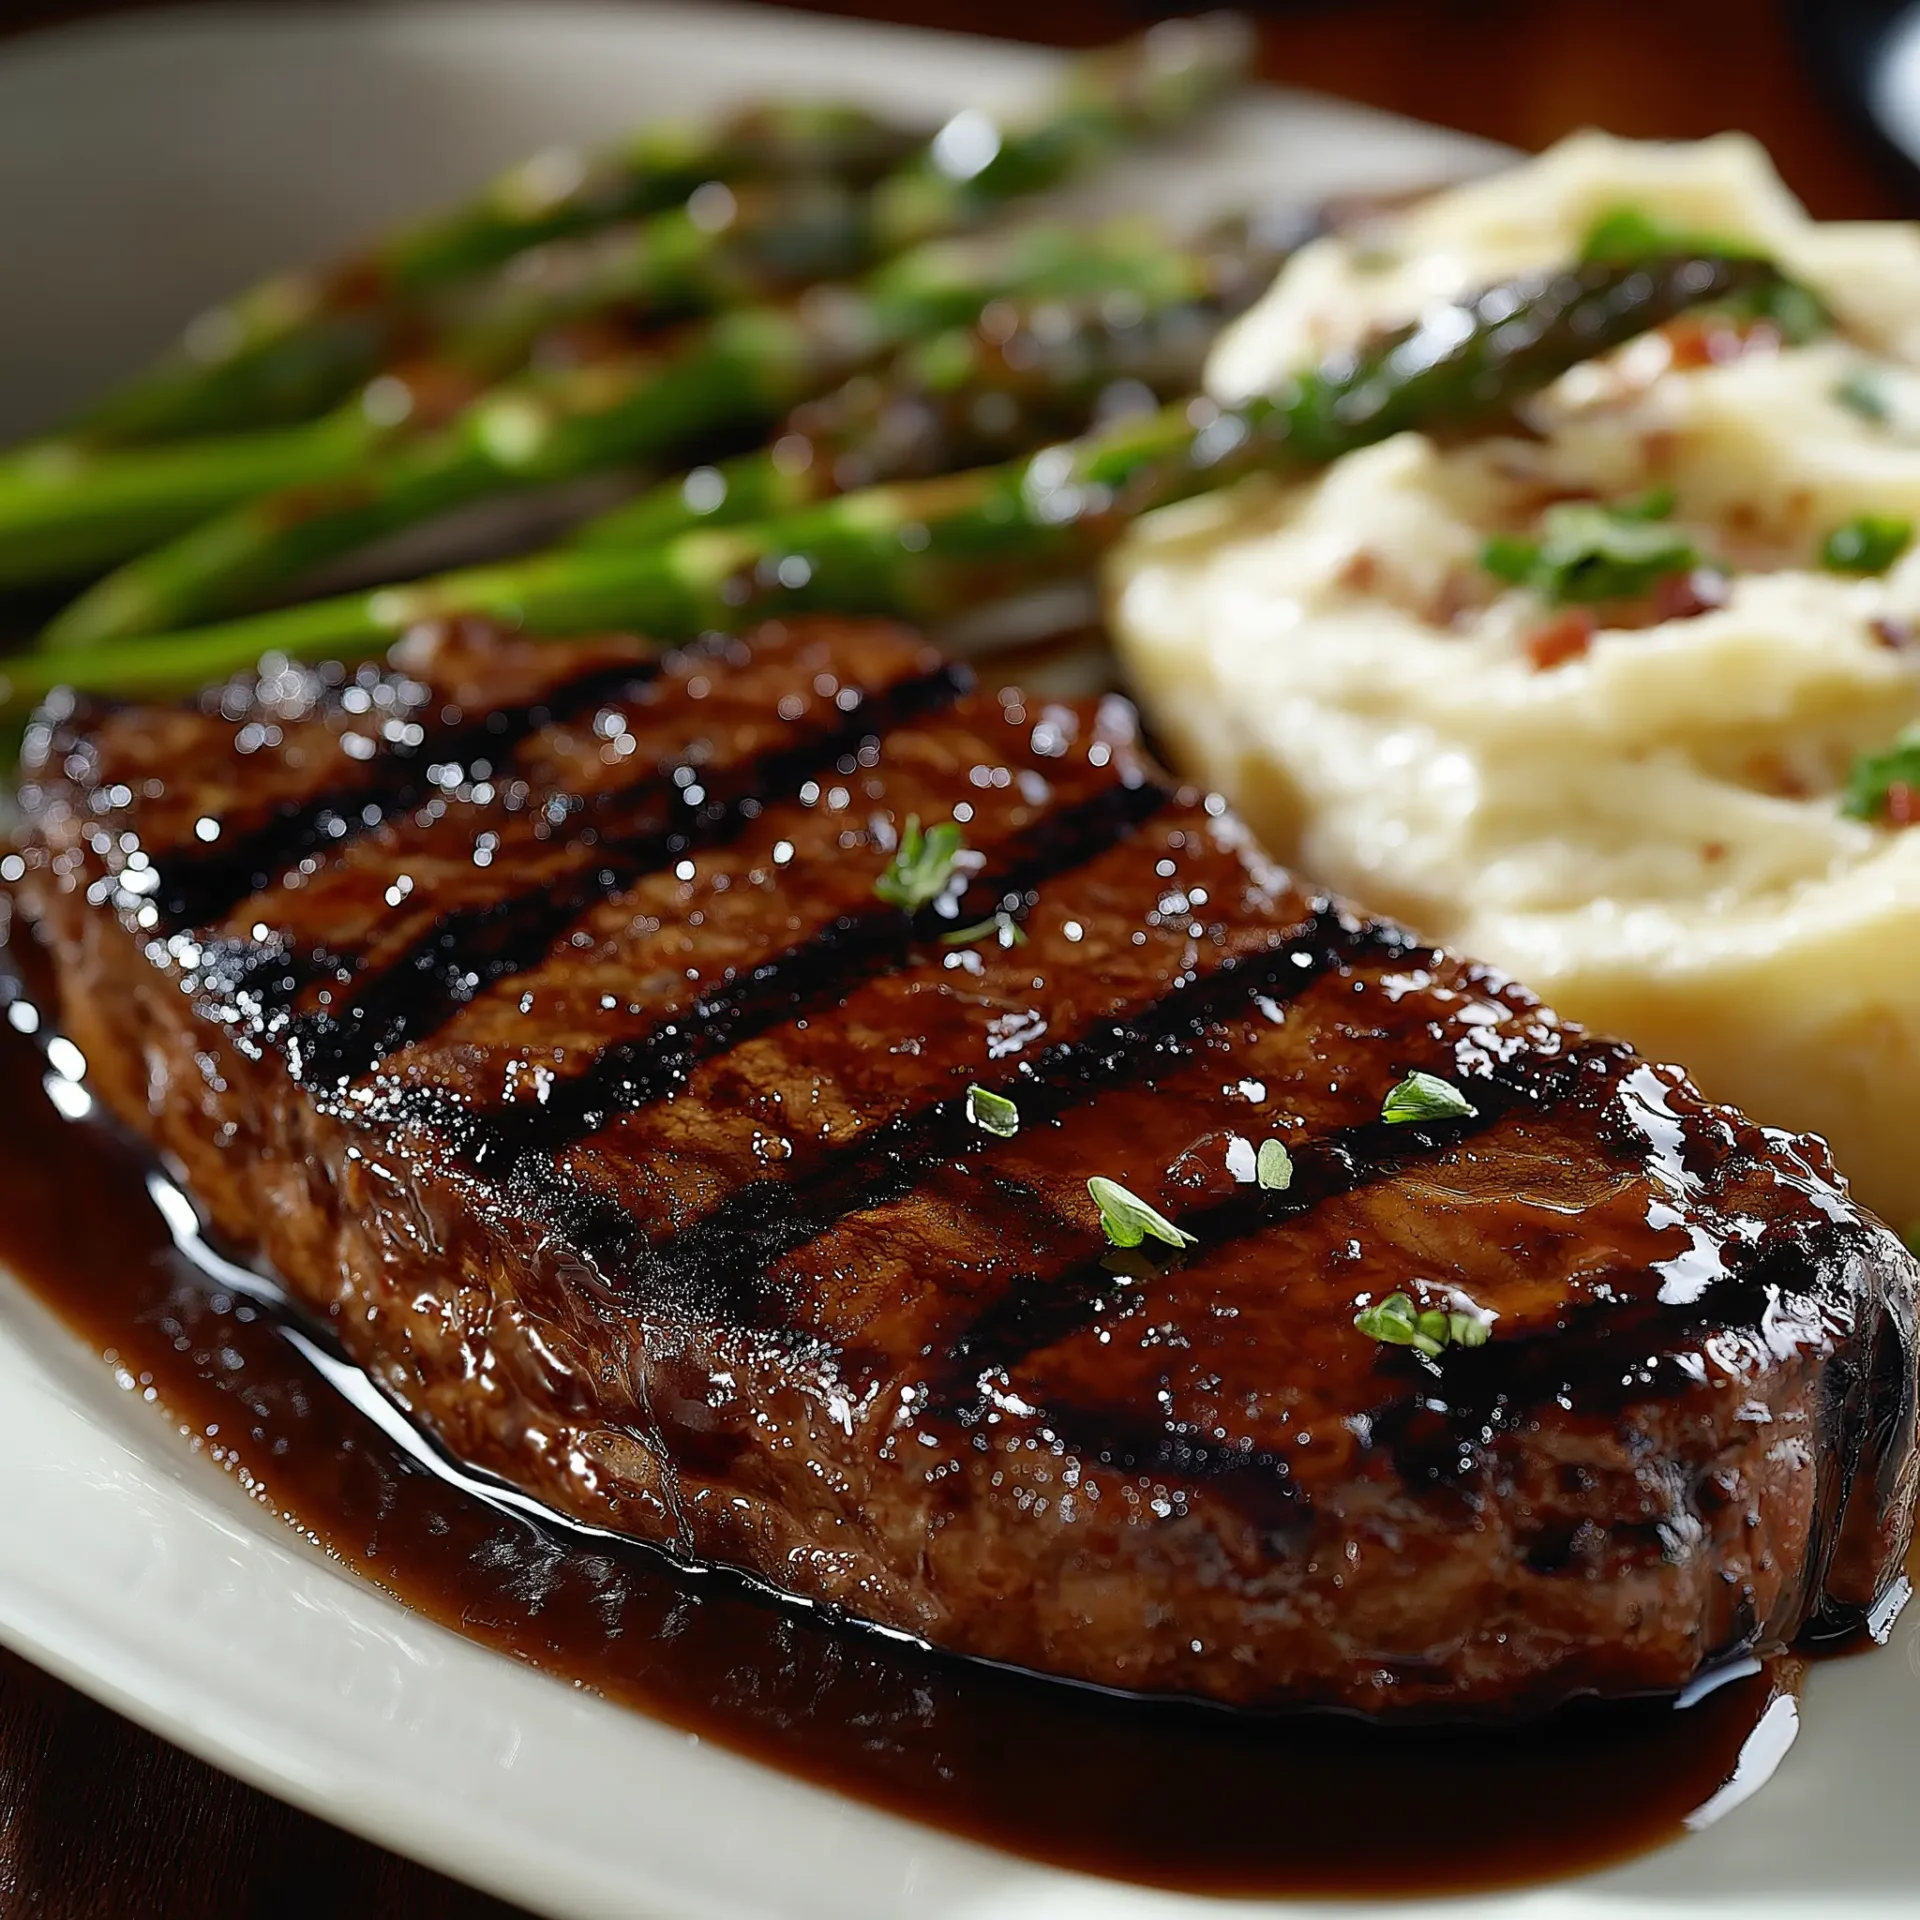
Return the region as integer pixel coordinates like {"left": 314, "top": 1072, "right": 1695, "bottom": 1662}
{"left": 154, "top": 656, "right": 659, "bottom": 931}
{"left": 287, "top": 662, "right": 970, "bottom": 1087}
{"left": 922, "top": 1038, "right": 1623, "bottom": 1438}
{"left": 514, "top": 900, "right": 1357, "bottom": 1315}
{"left": 458, "top": 771, "right": 1177, "bottom": 1170}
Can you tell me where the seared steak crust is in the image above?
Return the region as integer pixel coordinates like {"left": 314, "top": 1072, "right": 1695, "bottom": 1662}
{"left": 17, "top": 616, "right": 1918, "bottom": 1717}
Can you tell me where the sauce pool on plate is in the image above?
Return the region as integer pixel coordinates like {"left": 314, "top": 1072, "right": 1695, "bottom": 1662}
{"left": 0, "top": 924, "right": 1816, "bottom": 1900}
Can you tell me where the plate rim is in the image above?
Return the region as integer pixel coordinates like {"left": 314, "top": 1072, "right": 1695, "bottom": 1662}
{"left": 9, "top": 7, "right": 1894, "bottom": 1917}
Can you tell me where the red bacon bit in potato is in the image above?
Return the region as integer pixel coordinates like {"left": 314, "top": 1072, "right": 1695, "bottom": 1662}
{"left": 1652, "top": 567, "right": 1731, "bottom": 623}
{"left": 1524, "top": 610, "right": 1597, "bottom": 670}
{"left": 1886, "top": 782, "right": 1919, "bottom": 828}
{"left": 1337, "top": 549, "right": 1380, "bottom": 593}
{"left": 1747, "top": 752, "right": 1810, "bottom": 799}
{"left": 1661, "top": 316, "right": 1783, "bottom": 370}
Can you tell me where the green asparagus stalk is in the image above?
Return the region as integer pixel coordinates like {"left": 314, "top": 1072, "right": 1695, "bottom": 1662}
{"left": 47, "top": 103, "right": 927, "bottom": 453}
{"left": 15, "top": 20, "right": 1252, "bottom": 611}
{"left": 30, "top": 21, "right": 1250, "bottom": 457}
{"left": 439, "top": 9, "right": 1258, "bottom": 382}
{"left": 864, "top": 14, "right": 1252, "bottom": 252}
{"left": 42, "top": 222, "right": 1208, "bottom": 647}
{"left": 0, "top": 255, "right": 1772, "bottom": 721}
{"left": 570, "top": 216, "right": 1286, "bottom": 551}
{"left": 0, "top": 178, "right": 884, "bottom": 595}
{"left": 0, "top": 411, "right": 390, "bottom": 593}
{"left": 435, "top": 178, "right": 879, "bottom": 371}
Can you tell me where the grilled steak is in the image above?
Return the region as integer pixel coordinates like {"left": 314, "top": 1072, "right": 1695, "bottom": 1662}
{"left": 15, "top": 615, "right": 1918, "bottom": 1717}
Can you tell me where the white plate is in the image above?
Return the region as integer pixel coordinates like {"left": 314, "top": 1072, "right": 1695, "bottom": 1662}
{"left": 3, "top": 7, "right": 1919, "bottom": 1918}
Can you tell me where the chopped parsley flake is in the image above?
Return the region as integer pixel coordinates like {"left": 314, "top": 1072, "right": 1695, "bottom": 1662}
{"left": 940, "top": 909, "right": 1027, "bottom": 948}
{"left": 1579, "top": 205, "right": 1758, "bottom": 265}
{"left": 1381, "top": 1070, "right": 1479, "bottom": 1126}
{"left": 1255, "top": 1138, "right": 1294, "bottom": 1192}
{"left": 1088, "top": 1175, "right": 1195, "bottom": 1251}
{"left": 1354, "top": 1291, "right": 1492, "bottom": 1358}
{"left": 1842, "top": 726, "right": 1920, "bottom": 824}
{"left": 1835, "top": 369, "right": 1892, "bottom": 425}
{"left": 874, "top": 814, "right": 966, "bottom": 913}
{"left": 1821, "top": 514, "right": 1912, "bottom": 576}
{"left": 1482, "top": 496, "right": 1698, "bottom": 605}
{"left": 1731, "top": 275, "right": 1831, "bottom": 345}
{"left": 965, "top": 1085, "right": 1020, "bottom": 1138}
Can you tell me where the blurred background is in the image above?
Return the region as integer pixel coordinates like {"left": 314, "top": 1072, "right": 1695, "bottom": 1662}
{"left": 2, "top": 0, "right": 1913, "bottom": 217}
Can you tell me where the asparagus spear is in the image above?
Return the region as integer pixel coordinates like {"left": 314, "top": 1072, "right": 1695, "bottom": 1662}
{"left": 863, "top": 14, "right": 1252, "bottom": 252}
{"left": 17, "top": 20, "right": 1253, "bottom": 613}
{"left": 43, "top": 222, "right": 1208, "bottom": 647}
{"left": 0, "top": 411, "right": 390, "bottom": 593}
{"left": 570, "top": 216, "right": 1286, "bottom": 551}
{"left": 0, "top": 178, "right": 885, "bottom": 595}
{"left": 458, "top": 12, "right": 1255, "bottom": 349}
{"left": 33, "top": 20, "right": 1250, "bottom": 457}
{"left": 47, "top": 103, "right": 926, "bottom": 454}
{"left": 1, "top": 255, "right": 1771, "bottom": 719}
{"left": 436, "top": 178, "right": 880, "bottom": 372}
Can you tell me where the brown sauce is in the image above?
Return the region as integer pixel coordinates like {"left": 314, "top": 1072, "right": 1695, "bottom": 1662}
{"left": 0, "top": 937, "right": 1809, "bottom": 1901}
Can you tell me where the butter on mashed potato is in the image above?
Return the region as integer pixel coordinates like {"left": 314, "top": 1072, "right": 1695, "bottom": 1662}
{"left": 1109, "top": 132, "right": 1920, "bottom": 1226}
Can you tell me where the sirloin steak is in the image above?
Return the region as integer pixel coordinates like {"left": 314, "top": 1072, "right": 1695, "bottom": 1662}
{"left": 14, "top": 615, "right": 1919, "bottom": 1718}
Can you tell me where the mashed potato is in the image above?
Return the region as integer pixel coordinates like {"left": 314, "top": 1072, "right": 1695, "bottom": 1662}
{"left": 1110, "top": 133, "right": 1920, "bottom": 1226}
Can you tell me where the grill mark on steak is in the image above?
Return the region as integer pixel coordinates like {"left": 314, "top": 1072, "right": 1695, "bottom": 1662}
{"left": 281, "top": 658, "right": 971, "bottom": 1087}
{"left": 332, "top": 684, "right": 1167, "bottom": 1138}
{"left": 228, "top": 622, "right": 954, "bottom": 984}
{"left": 153, "top": 655, "right": 657, "bottom": 931}
{"left": 470, "top": 802, "right": 1329, "bottom": 1174}
{"left": 446, "top": 775, "right": 1172, "bottom": 1164}
{"left": 166, "top": 623, "right": 959, "bottom": 1073}
{"left": 508, "top": 899, "right": 1355, "bottom": 1317}
{"left": 915, "top": 1037, "right": 1610, "bottom": 1433}
{"left": 36, "top": 629, "right": 663, "bottom": 934}
{"left": 532, "top": 946, "right": 1577, "bottom": 1375}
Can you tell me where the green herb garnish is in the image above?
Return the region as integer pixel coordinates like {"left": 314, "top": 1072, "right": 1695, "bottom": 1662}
{"left": 1615, "top": 484, "right": 1676, "bottom": 521}
{"left": 1835, "top": 369, "right": 1892, "bottom": 425}
{"left": 1255, "top": 1138, "right": 1294, "bottom": 1192}
{"left": 1821, "top": 514, "right": 1912, "bottom": 576}
{"left": 940, "top": 910, "right": 1027, "bottom": 948}
{"left": 1088, "top": 1175, "right": 1195, "bottom": 1250}
{"left": 965, "top": 1085, "right": 1020, "bottom": 1138}
{"left": 1381, "top": 1070, "right": 1479, "bottom": 1126}
{"left": 1842, "top": 726, "right": 1920, "bottom": 822}
{"left": 874, "top": 815, "right": 966, "bottom": 913}
{"left": 1579, "top": 205, "right": 1759, "bottom": 266}
{"left": 1482, "top": 498, "right": 1698, "bottom": 605}
{"left": 1353, "top": 1291, "right": 1492, "bottom": 1358}
{"left": 1729, "top": 275, "right": 1830, "bottom": 345}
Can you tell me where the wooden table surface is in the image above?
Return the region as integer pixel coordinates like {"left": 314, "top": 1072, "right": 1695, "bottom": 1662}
{"left": 0, "top": 1, "right": 1901, "bottom": 1915}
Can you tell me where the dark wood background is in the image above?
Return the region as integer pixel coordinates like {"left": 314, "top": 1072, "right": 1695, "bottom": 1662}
{"left": 0, "top": 1, "right": 1899, "bottom": 1914}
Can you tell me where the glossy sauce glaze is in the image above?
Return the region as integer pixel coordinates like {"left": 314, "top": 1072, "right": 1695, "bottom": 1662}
{"left": 30, "top": 622, "right": 1910, "bottom": 1723}
{"left": 0, "top": 922, "right": 1809, "bottom": 1902}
